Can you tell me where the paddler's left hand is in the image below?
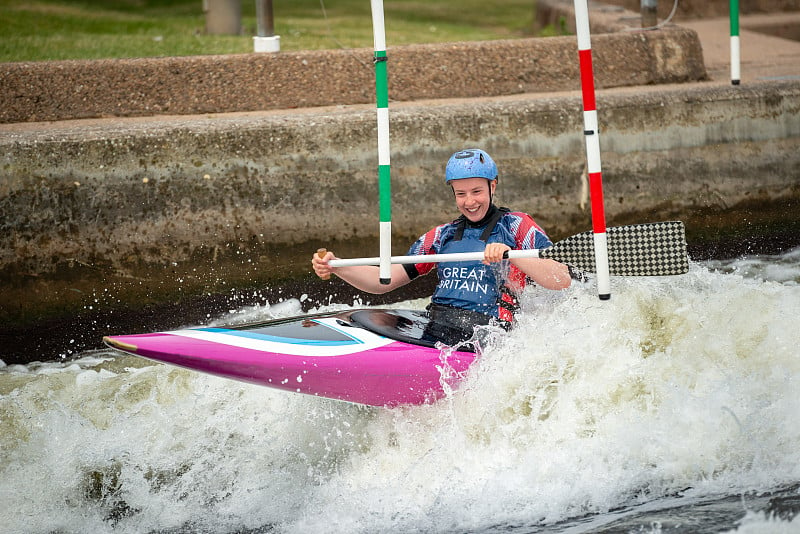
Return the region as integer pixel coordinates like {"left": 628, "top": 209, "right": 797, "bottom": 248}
{"left": 483, "top": 243, "right": 511, "bottom": 264}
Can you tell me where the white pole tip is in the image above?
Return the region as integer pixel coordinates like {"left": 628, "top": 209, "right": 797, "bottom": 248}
{"left": 253, "top": 35, "right": 281, "bottom": 53}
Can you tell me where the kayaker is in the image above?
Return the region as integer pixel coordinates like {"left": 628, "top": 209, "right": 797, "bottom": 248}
{"left": 312, "top": 148, "right": 571, "bottom": 338}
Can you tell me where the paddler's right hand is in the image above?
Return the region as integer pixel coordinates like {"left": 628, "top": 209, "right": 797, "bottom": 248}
{"left": 312, "top": 248, "right": 335, "bottom": 280}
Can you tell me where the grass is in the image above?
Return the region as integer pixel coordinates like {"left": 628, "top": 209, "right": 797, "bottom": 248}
{"left": 0, "top": 0, "right": 563, "bottom": 62}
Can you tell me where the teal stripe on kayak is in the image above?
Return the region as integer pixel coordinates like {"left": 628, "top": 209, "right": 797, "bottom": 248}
{"left": 195, "top": 328, "right": 360, "bottom": 346}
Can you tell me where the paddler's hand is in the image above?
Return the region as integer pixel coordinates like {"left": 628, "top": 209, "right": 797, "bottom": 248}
{"left": 483, "top": 243, "right": 511, "bottom": 264}
{"left": 313, "top": 248, "right": 335, "bottom": 280}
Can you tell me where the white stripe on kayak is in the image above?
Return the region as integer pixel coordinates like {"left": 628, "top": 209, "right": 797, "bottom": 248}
{"left": 166, "top": 317, "right": 396, "bottom": 357}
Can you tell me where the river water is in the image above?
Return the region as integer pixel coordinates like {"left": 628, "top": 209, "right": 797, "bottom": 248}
{"left": 1, "top": 249, "right": 799, "bottom": 533}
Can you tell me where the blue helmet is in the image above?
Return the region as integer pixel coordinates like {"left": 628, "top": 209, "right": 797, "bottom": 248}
{"left": 445, "top": 149, "right": 498, "bottom": 184}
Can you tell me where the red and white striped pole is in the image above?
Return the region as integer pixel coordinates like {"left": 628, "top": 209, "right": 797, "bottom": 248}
{"left": 574, "top": 0, "right": 611, "bottom": 300}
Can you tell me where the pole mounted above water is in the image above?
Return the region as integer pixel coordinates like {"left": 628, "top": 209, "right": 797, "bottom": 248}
{"left": 370, "top": 0, "right": 392, "bottom": 284}
{"left": 573, "top": 0, "right": 611, "bottom": 300}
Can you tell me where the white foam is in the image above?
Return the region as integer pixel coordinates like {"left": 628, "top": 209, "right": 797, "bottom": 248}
{"left": 2, "top": 254, "right": 800, "bottom": 533}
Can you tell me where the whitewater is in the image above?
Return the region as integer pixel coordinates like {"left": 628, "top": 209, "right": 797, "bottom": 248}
{"left": 1, "top": 248, "right": 799, "bottom": 533}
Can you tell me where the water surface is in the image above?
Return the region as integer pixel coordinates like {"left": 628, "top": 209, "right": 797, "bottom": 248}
{"left": 2, "top": 250, "right": 799, "bottom": 533}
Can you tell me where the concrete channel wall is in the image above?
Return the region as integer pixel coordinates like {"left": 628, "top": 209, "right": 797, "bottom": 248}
{"left": 1, "top": 1, "right": 799, "bottom": 362}
{"left": 2, "top": 81, "right": 799, "bottom": 277}
{"left": 1, "top": 26, "right": 704, "bottom": 124}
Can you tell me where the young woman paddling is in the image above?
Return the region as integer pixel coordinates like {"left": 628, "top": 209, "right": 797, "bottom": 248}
{"left": 312, "top": 148, "right": 571, "bottom": 338}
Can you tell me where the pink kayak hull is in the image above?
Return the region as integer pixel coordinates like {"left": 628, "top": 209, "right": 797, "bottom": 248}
{"left": 104, "top": 312, "right": 477, "bottom": 407}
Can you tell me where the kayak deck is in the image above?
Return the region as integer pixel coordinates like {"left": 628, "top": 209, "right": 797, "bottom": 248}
{"left": 103, "top": 309, "right": 478, "bottom": 407}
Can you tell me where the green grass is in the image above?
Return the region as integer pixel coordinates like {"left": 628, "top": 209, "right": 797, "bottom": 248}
{"left": 0, "top": 0, "right": 561, "bottom": 62}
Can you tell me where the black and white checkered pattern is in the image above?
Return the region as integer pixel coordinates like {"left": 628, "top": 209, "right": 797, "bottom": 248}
{"left": 542, "top": 221, "right": 689, "bottom": 276}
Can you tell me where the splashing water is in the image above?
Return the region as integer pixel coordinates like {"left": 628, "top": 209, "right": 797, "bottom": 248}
{"left": 1, "top": 251, "right": 799, "bottom": 533}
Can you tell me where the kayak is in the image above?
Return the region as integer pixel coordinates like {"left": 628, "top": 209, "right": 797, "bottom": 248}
{"left": 103, "top": 309, "right": 477, "bottom": 407}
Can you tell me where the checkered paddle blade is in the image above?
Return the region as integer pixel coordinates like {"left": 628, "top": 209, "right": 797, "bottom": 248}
{"left": 542, "top": 221, "right": 689, "bottom": 276}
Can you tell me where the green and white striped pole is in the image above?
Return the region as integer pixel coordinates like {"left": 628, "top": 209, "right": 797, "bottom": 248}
{"left": 370, "top": 0, "right": 392, "bottom": 284}
{"left": 730, "top": 0, "right": 741, "bottom": 85}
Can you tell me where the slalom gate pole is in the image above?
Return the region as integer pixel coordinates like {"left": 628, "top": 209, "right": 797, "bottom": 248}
{"left": 574, "top": 0, "right": 611, "bottom": 300}
{"left": 370, "top": 0, "right": 392, "bottom": 284}
{"left": 730, "top": 0, "right": 741, "bottom": 85}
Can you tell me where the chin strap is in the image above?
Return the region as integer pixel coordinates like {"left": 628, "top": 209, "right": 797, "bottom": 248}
{"left": 452, "top": 205, "right": 508, "bottom": 241}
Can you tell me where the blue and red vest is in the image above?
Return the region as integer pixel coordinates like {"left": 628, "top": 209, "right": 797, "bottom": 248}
{"left": 404, "top": 207, "right": 553, "bottom": 324}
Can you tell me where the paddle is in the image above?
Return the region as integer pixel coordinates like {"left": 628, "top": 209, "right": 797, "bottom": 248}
{"left": 327, "top": 221, "right": 689, "bottom": 276}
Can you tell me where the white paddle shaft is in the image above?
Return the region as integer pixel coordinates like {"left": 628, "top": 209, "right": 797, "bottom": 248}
{"left": 328, "top": 249, "right": 543, "bottom": 267}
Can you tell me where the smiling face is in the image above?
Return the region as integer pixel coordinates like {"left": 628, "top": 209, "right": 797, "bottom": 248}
{"left": 451, "top": 177, "right": 497, "bottom": 223}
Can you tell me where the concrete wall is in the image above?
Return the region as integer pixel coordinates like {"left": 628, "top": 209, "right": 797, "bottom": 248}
{"left": 0, "top": 27, "right": 705, "bottom": 124}
{"left": 3, "top": 80, "right": 798, "bottom": 279}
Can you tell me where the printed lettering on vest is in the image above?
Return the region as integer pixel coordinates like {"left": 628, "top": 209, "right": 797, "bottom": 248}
{"left": 433, "top": 214, "right": 509, "bottom": 317}
{"left": 437, "top": 266, "right": 492, "bottom": 295}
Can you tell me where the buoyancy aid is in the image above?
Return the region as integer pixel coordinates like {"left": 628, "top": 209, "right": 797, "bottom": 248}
{"left": 432, "top": 206, "right": 519, "bottom": 322}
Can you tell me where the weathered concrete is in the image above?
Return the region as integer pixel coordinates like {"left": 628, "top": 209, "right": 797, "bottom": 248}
{"left": 0, "top": 26, "right": 705, "bottom": 124}
{"left": 2, "top": 80, "right": 798, "bottom": 280}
